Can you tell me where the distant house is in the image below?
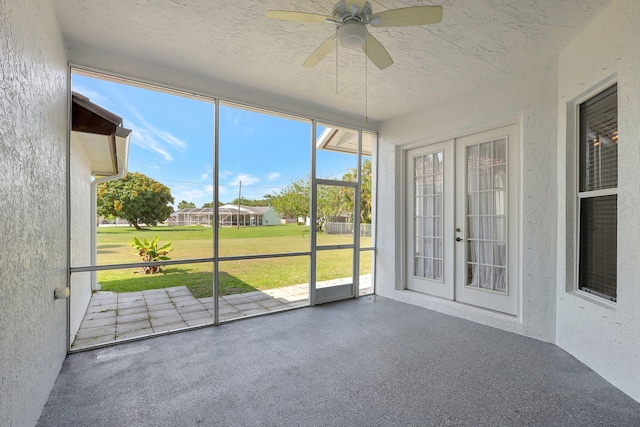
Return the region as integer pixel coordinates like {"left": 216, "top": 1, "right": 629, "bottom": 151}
{"left": 169, "top": 207, "right": 214, "bottom": 226}
{"left": 218, "top": 205, "right": 280, "bottom": 227}
{"left": 169, "top": 205, "right": 280, "bottom": 227}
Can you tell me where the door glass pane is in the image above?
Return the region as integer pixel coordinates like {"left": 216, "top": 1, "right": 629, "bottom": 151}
{"left": 413, "top": 150, "right": 444, "bottom": 281}
{"left": 466, "top": 140, "right": 508, "bottom": 293}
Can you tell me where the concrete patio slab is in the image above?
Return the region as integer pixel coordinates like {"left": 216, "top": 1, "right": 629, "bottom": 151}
{"left": 72, "top": 277, "right": 373, "bottom": 350}
{"left": 150, "top": 315, "right": 184, "bottom": 327}
{"left": 117, "top": 320, "right": 152, "bottom": 334}
{"left": 116, "top": 312, "right": 150, "bottom": 324}
{"left": 152, "top": 322, "right": 189, "bottom": 333}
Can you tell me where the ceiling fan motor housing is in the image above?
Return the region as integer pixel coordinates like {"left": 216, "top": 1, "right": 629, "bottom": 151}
{"left": 332, "top": 0, "right": 373, "bottom": 22}
{"left": 332, "top": 0, "right": 373, "bottom": 49}
{"left": 337, "top": 21, "right": 369, "bottom": 49}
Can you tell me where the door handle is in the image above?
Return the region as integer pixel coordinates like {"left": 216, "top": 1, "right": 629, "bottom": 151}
{"left": 455, "top": 237, "right": 463, "bottom": 242}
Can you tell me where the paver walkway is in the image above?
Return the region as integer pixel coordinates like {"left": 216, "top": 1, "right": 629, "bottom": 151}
{"left": 72, "top": 276, "right": 372, "bottom": 349}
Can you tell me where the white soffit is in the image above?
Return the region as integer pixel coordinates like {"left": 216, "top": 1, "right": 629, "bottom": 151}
{"left": 53, "top": 0, "right": 614, "bottom": 122}
{"left": 72, "top": 131, "right": 116, "bottom": 176}
{"left": 317, "top": 128, "right": 375, "bottom": 155}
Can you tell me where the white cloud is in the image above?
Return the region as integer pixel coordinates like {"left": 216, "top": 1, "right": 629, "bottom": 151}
{"left": 224, "top": 110, "right": 254, "bottom": 136}
{"left": 118, "top": 97, "right": 188, "bottom": 161}
{"left": 225, "top": 109, "right": 250, "bottom": 127}
{"left": 70, "top": 84, "right": 110, "bottom": 106}
{"left": 231, "top": 174, "right": 260, "bottom": 186}
{"left": 153, "top": 128, "right": 187, "bottom": 151}
{"left": 171, "top": 184, "right": 214, "bottom": 208}
{"left": 267, "top": 172, "right": 281, "bottom": 181}
{"left": 199, "top": 165, "right": 213, "bottom": 181}
{"left": 131, "top": 128, "right": 173, "bottom": 161}
{"left": 178, "top": 189, "right": 205, "bottom": 200}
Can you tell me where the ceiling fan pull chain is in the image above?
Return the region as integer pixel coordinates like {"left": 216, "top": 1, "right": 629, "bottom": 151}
{"left": 336, "top": 29, "right": 339, "bottom": 94}
{"left": 365, "top": 39, "right": 368, "bottom": 124}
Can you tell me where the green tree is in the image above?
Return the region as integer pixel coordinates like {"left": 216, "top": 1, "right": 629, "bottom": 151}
{"left": 177, "top": 200, "right": 196, "bottom": 210}
{"left": 202, "top": 201, "right": 222, "bottom": 208}
{"left": 269, "top": 162, "right": 373, "bottom": 229}
{"left": 97, "top": 172, "right": 174, "bottom": 230}
{"left": 341, "top": 159, "right": 373, "bottom": 223}
{"left": 270, "top": 177, "right": 310, "bottom": 219}
{"left": 269, "top": 176, "right": 343, "bottom": 230}
{"left": 227, "top": 198, "right": 270, "bottom": 207}
{"left": 316, "top": 184, "right": 343, "bottom": 230}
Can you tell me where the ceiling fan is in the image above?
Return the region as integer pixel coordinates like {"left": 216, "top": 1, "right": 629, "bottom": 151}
{"left": 266, "top": 0, "right": 443, "bottom": 70}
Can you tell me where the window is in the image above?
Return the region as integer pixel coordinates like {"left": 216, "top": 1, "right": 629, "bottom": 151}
{"left": 578, "top": 84, "right": 618, "bottom": 302}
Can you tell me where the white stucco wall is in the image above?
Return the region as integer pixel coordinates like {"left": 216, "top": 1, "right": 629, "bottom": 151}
{"left": 376, "top": 62, "right": 558, "bottom": 342}
{"left": 0, "top": 0, "right": 69, "bottom": 425}
{"left": 69, "top": 136, "right": 93, "bottom": 342}
{"left": 556, "top": 0, "right": 640, "bottom": 402}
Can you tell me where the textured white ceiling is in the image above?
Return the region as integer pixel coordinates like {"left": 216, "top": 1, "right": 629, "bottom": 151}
{"left": 52, "top": 0, "right": 613, "bottom": 123}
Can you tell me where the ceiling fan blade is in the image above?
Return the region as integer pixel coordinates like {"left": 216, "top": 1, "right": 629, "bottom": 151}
{"left": 345, "top": 0, "right": 367, "bottom": 14}
{"left": 362, "top": 34, "right": 393, "bottom": 70}
{"left": 303, "top": 35, "right": 337, "bottom": 67}
{"left": 370, "top": 6, "right": 443, "bottom": 27}
{"left": 266, "top": 10, "right": 330, "bottom": 23}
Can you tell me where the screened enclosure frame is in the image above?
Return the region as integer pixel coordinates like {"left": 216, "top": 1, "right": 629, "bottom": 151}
{"left": 66, "top": 65, "right": 377, "bottom": 352}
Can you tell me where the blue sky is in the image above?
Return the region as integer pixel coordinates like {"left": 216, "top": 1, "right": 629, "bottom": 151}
{"left": 72, "top": 73, "right": 360, "bottom": 208}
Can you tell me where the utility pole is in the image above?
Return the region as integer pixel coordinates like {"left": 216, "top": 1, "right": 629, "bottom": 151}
{"left": 237, "top": 180, "right": 242, "bottom": 230}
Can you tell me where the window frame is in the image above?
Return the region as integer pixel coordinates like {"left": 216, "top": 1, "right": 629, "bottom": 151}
{"left": 575, "top": 83, "right": 618, "bottom": 303}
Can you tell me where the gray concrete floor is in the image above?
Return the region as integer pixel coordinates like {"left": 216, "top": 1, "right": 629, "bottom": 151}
{"left": 41, "top": 296, "right": 640, "bottom": 426}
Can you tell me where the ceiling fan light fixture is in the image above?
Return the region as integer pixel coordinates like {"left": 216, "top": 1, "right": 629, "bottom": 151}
{"left": 337, "top": 21, "right": 368, "bottom": 49}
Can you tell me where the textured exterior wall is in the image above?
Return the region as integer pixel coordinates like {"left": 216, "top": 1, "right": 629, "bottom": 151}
{"left": 376, "top": 62, "right": 558, "bottom": 342}
{"left": 69, "top": 137, "right": 93, "bottom": 342}
{"left": 556, "top": 0, "right": 640, "bottom": 402}
{"left": 0, "top": 0, "right": 69, "bottom": 425}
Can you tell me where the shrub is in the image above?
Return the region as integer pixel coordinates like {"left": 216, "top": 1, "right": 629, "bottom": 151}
{"left": 128, "top": 235, "right": 173, "bottom": 274}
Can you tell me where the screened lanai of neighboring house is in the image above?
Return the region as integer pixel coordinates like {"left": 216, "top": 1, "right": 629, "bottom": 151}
{"left": 170, "top": 205, "right": 279, "bottom": 227}
{"left": 169, "top": 207, "right": 214, "bottom": 226}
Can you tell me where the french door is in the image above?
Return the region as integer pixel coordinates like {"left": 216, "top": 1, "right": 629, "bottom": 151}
{"left": 406, "top": 124, "right": 518, "bottom": 315}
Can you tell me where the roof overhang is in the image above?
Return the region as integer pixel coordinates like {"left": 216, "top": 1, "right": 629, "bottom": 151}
{"left": 316, "top": 128, "right": 373, "bottom": 156}
{"left": 71, "top": 92, "right": 132, "bottom": 177}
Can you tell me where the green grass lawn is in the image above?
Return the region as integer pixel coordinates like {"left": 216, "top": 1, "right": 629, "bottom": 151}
{"left": 96, "top": 224, "right": 372, "bottom": 298}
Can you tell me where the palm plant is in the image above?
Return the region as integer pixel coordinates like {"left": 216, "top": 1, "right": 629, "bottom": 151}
{"left": 128, "top": 235, "right": 173, "bottom": 274}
